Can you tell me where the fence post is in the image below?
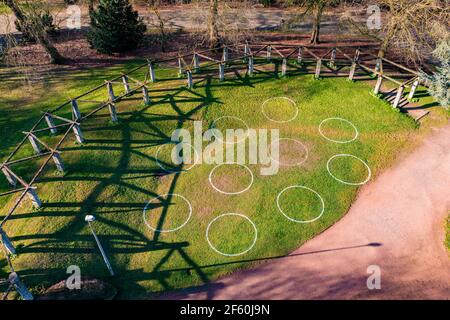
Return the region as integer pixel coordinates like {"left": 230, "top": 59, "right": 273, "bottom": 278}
{"left": 122, "top": 75, "right": 131, "bottom": 95}
{"left": 375, "top": 57, "right": 382, "bottom": 73}
{"left": 186, "top": 70, "right": 193, "bottom": 89}
{"left": 52, "top": 152, "right": 65, "bottom": 173}
{"left": 106, "top": 82, "right": 115, "bottom": 101}
{"left": 408, "top": 79, "right": 420, "bottom": 100}
{"left": 248, "top": 55, "right": 254, "bottom": 76}
{"left": 314, "top": 59, "right": 322, "bottom": 80}
{"left": 142, "top": 86, "right": 150, "bottom": 105}
{"left": 1, "top": 166, "right": 17, "bottom": 187}
{"left": 348, "top": 62, "right": 356, "bottom": 81}
{"left": 281, "top": 58, "right": 287, "bottom": 77}
{"left": 178, "top": 57, "right": 183, "bottom": 77}
{"left": 28, "top": 135, "right": 41, "bottom": 154}
{"left": 45, "top": 114, "right": 57, "bottom": 135}
{"left": 223, "top": 47, "right": 228, "bottom": 63}
{"left": 72, "top": 124, "right": 84, "bottom": 143}
{"left": 219, "top": 63, "right": 225, "bottom": 81}
{"left": 71, "top": 99, "right": 81, "bottom": 120}
{"left": 297, "top": 47, "right": 302, "bottom": 64}
{"left": 330, "top": 48, "right": 337, "bottom": 68}
{"left": 392, "top": 85, "right": 405, "bottom": 108}
{"left": 267, "top": 45, "right": 272, "bottom": 61}
{"left": 0, "top": 227, "right": 16, "bottom": 255}
{"left": 193, "top": 53, "right": 200, "bottom": 71}
{"left": 27, "top": 188, "right": 42, "bottom": 208}
{"left": 148, "top": 62, "right": 156, "bottom": 82}
{"left": 374, "top": 75, "right": 383, "bottom": 95}
{"left": 108, "top": 103, "right": 118, "bottom": 123}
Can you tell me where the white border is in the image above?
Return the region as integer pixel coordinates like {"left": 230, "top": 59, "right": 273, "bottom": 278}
{"left": 211, "top": 116, "right": 250, "bottom": 145}
{"left": 270, "top": 138, "right": 309, "bottom": 167}
{"left": 208, "top": 163, "right": 254, "bottom": 195}
{"left": 143, "top": 193, "right": 192, "bottom": 232}
{"left": 318, "top": 117, "right": 359, "bottom": 144}
{"left": 261, "top": 96, "right": 299, "bottom": 123}
{"left": 326, "top": 154, "right": 372, "bottom": 186}
{"left": 276, "top": 185, "right": 325, "bottom": 223}
{"left": 206, "top": 213, "right": 258, "bottom": 256}
{"left": 155, "top": 142, "right": 199, "bottom": 173}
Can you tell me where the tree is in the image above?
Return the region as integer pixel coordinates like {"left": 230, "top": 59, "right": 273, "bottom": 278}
{"left": 342, "top": 0, "right": 449, "bottom": 63}
{"left": 285, "top": 0, "right": 340, "bottom": 44}
{"left": 87, "top": 0, "right": 147, "bottom": 54}
{"left": 2, "top": 0, "right": 64, "bottom": 64}
{"left": 420, "top": 40, "right": 450, "bottom": 109}
{"left": 146, "top": 0, "right": 169, "bottom": 52}
{"left": 208, "top": 0, "right": 220, "bottom": 48}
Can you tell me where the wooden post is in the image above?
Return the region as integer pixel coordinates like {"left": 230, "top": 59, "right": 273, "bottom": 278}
{"left": 193, "top": 53, "right": 200, "bottom": 71}
{"left": 44, "top": 114, "right": 57, "bottom": 135}
{"left": 186, "top": 70, "right": 193, "bottom": 89}
{"left": 297, "top": 47, "right": 303, "bottom": 64}
{"left": 73, "top": 124, "right": 84, "bottom": 143}
{"left": 52, "top": 152, "right": 65, "bottom": 173}
{"left": 248, "top": 55, "right": 254, "bottom": 76}
{"left": 375, "top": 58, "right": 382, "bottom": 73}
{"left": 0, "top": 228, "right": 16, "bottom": 255}
{"left": 27, "top": 188, "right": 42, "bottom": 208}
{"left": 108, "top": 103, "right": 118, "bottom": 123}
{"left": 142, "top": 86, "right": 150, "bottom": 105}
{"left": 148, "top": 62, "right": 156, "bottom": 82}
{"left": 408, "top": 79, "right": 420, "bottom": 100}
{"left": 178, "top": 57, "right": 183, "bottom": 77}
{"left": 1, "top": 166, "right": 17, "bottom": 187}
{"left": 267, "top": 45, "right": 272, "bottom": 61}
{"left": 219, "top": 63, "right": 225, "bottom": 81}
{"left": 106, "top": 82, "right": 115, "bottom": 101}
{"left": 122, "top": 75, "right": 131, "bottom": 95}
{"left": 348, "top": 62, "right": 356, "bottom": 81}
{"left": 9, "top": 272, "right": 34, "bottom": 300}
{"left": 71, "top": 99, "right": 81, "bottom": 120}
{"left": 354, "top": 48, "right": 360, "bottom": 62}
{"left": 314, "top": 59, "right": 322, "bottom": 80}
{"left": 244, "top": 43, "right": 250, "bottom": 56}
{"left": 330, "top": 48, "right": 337, "bottom": 68}
{"left": 392, "top": 85, "right": 405, "bottom": 108}
{"left": 222, "top": 47, "right": 228, "bottom": 63}
{"left": 374, "top": 75, "right": 383, "bottom": 95}
{"left": 28, "top": 135, "right": 41, "bottom": 154}
{"left": 281, "top": 58, "right": 287, "bottom": 77}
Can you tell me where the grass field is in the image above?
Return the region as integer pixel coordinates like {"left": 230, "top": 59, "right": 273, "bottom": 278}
{"left": 0, "top": 59, "right": 448, "bottom": 299}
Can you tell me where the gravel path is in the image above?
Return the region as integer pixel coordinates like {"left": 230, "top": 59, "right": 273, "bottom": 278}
{"left": 167, "top": 124, "right": 450, "bottom": 300}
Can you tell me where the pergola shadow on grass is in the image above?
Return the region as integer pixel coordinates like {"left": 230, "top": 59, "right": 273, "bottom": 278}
{"left": 0, "top": 42, "right": 427, "bottom": 299}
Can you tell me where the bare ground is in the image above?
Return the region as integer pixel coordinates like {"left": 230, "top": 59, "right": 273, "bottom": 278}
{"left": 163, "top": 124, "right": 450, "bottom": 300}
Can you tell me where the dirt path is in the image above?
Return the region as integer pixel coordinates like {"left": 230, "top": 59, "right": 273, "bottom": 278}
{"left": 167, "top": 124, "right": 450, "bottom": 300}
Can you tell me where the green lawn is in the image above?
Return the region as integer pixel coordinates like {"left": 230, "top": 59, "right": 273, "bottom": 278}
{"left": 0, "top": 59, "right": 448, "bottom": 299}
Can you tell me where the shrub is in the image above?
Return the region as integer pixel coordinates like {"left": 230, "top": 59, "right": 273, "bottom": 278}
{"left": 87, "top": 0, "right": 147, "bottom": 54}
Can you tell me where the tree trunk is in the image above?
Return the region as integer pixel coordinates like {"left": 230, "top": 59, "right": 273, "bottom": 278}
{"left": 5, "top": 0, "right": 64, "bottom": 64}
{"left": 310, "top": 4, "right": 324, "bottom": 44}
{"left": 377, "top": 24, "right": 398, "bottom": 59}
{"left": 208, "top": 0, "right": 220, "bottom": 48}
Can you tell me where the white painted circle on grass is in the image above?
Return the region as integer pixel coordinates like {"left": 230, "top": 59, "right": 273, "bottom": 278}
{"left": 319, "top": 117, "right": 359, "bottom": 144}
{"left": 209, "top": 163, "right": 254, "bottom": 195}
{"left": 261, "top": 96, "right": 298, "bottom": 123}
{"left": 276, "top": 185, "right": 325, "bottom": 223}
{"left": 206, "top": 213, "right": 258, "bottom": 256}
{"left": 326, "top": 154, "right": 371, "bottom": 186}
{"left": 155, "top": 142, "right": 199, "bottom": 173}
{"left": 211, "top": 116, "right": 249, "bottom": 145}
{"left": 143, "top": 193, "right": 192, "bottom": 233}
{"left": 270, "top": 138, "right": 309, "bottom": 167}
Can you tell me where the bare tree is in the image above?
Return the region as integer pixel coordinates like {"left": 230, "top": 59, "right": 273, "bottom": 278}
{"left": 190, "top": 0, "right": 254, "bottom": 49}
{"left": 342, "top": 0, "right": 449, "bottom": 63}
{"left": 146, "top": 0, "right": 169, "bottom": 52}
{"left": 2, "top": 0, "right": 64, "bottom": 64}
{"left": 285, "top": 0, "right": 340, "bottom": 44}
